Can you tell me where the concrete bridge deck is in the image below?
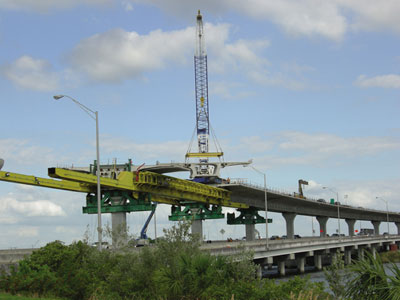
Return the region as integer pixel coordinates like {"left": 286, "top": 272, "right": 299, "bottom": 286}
{"left": 202, "top": 235, "right": 400, "bottom": 275}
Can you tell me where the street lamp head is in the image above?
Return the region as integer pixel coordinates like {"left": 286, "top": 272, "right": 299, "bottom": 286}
{"left": 53, "top": 95, "right": 65, "bottom": 100}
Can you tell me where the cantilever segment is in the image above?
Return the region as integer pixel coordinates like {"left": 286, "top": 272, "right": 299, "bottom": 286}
{"left": 0, "top": 170, "right": 92, "bottom": 193}
{"left": 48, "top": 168, "right": 248, "bottom": 209}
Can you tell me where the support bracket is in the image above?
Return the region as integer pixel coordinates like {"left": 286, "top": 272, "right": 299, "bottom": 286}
{"left": 83, "top": 190, "right": 154, "bottom": 214}
{"left": 227, "top": 207, "right": 272, "bottom": 225}
{"left": 168, "top": 202, "right": 224, "bottom": 221}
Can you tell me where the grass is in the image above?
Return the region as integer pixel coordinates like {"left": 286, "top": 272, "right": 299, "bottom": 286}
{"left": 0, "top": 293, "right": 61, "bottom": 300}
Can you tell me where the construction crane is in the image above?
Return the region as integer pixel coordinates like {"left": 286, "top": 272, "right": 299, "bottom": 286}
{"left": 297, "top": 179, "right": 309, "bottom": 199}
{"left": 185, "top": 10, "right": 240, "bottom": 183}
{"left": 194, "top": 9, "right": 210, "bottom": 163}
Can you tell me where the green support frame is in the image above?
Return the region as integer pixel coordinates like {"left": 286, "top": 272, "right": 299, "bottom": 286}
{"left": 169, "top": 202, "right": 224, "bottom": 221}
{"left": 227, "top": 207, "right": 272, "bottom": 225}
{"left": 83, "top": 190, "right": 154, "bottom": 214}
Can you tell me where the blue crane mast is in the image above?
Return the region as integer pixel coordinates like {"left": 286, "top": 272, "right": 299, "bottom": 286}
{"left": 194, "top": 10, "right": 210, "bottom": 167}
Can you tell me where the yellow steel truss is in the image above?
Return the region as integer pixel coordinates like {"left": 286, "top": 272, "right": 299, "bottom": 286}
{"left": 49, "top": 168, "right": 247, "bottom": 209}
{"left": 0, "top": 168, "right": 248, "bottom": 209}
{"left": 0, "top": 170, "right": 92, "bottom": 193}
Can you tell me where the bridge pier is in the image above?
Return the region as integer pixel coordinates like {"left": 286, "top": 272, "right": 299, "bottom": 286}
{"left": 191, "top": 208, "right": 203, "bottom": 241}
{"left": 346, "top": 219, "right": 356, "bottom": 237}
{"left": 316, "top": 216, "right": 328, "bottom": 237}
{"left": 296, "top": 256, "right": 306, "bottom": 274}
{"left": 111, "top": 212, "right": 127, "bottom": 247}
{"left": 396, "top": 223, "right": 400, "bottom": 235}
{"left": 371, "top": 246, "right": 377, "bottom": 259}
{"left": 278, "top": 260, "right": 286, "bottom": 276}
{"left": 245, "top": 223, "right": 256, "bottom": 241}
{"left": 283, "top": 213, "right": 296, "bottom": 239}
{"left": 372, "top": 221, "right": 381, "bottom": 236}
{"left": 357, "top": 247, "right": 364, "bottom": 260}
{"left": 314, "top": 254, "right": 322, "bottom": 270}
{"left": 344, "top": 249, "right": 352, "bottom": 265}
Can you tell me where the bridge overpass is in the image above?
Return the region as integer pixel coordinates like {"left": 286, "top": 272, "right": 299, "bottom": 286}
{"left": 217, "top": 181, "right": 400, "bottom": 241}
{"left": 202, "top": 235, "right": 400, "bottom": 276}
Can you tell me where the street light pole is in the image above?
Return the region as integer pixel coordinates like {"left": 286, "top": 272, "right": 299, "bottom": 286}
{"left": 53, "top": 94, "right": 103, "bottom": 251}
{"left": 323, "top": 187, "right": 341, "bottom": 238}
{"left": 249, "top": 166, "right": 268, "bottom": 250}
{"left": 376, "top": 197, "right": 390, "bottom": 235}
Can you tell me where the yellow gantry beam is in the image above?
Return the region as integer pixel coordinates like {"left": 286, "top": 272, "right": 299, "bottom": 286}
{"left": 185, "top": 152, "right": 224, "bottom": 158}
{"left": 0, "top": 168, "right": 248, "bottom": 209}
{"left": 48, "top": 168, "right": 248, "bottom": 209}
{"left": 0, "top": 170, "right": 93, "bottom": 193}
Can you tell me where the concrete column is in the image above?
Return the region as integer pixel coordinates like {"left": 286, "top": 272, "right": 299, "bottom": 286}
{"left": 346, "top": 219, "right": 356, "bottom": 237}
{"left": 358, "top": 247, "right": 364, "bottom": 260}
{"left": 191, "top": 208, "right": 203, "bottom": 241}
{"left": 256, "top": 265, "right": 262, "bottom": 279}
{"left": 316, "top": 216, "right": 328, "bottom": 237}
{"left": 111, "top": 212, "right": 127, "bottom": 247}
{"left": 191, "top": 220, "right": 203, "bottom": 241}
{"left": 245, "top": 223, "right": 255, "bottom": 241}
{"left": 278, "top": 261, "right": 285, "bottom": 276}
{"left": 371, "top": 246, "right": 377, "bottom": 259}
{"left": 372, "top": 221, "right": 381, "bottom": 236}
{"left": 282, "top": 213, "right": 296, "bottom": 239}
{"left": 314, "top": 254, "right": 322, "bottom": 270}
{"left": 344, "top": 249, "right": 352, "bottom": 265}
{"left": 395, "top": 223, "right": 400, "bottom": 235}
{"left": 297, "top": 257, "right": 305, "bottom": 274}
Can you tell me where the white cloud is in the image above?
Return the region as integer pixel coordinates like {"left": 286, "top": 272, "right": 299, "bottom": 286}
{"left": 0, "top": 138, "right": 58, "bottom": 165}
{"left": 338, "top": 0, "right": 400, "bottom": 34}
{"left": 131, "top": 0, "right": 400, "bottom": 40}
{"left": 101, "top": 136, "right": 188, "bottom": 161}
{"left": 237, "top": 0, "right": 347, "bottom": 41}
{"left": 1, "top": 56, "right": 59, "bottom": 91}
{"left": 69, "top": 24, "right": 270, "bottom": 84}
{"left": 278, "top": 131, "right": 400, "bottom": 156}
{"left": 234, "top": 131, "right": 400, "bottom": 169}
{"left": 355, "top": 74, "right": 400, "bottom": 89}
{"left": 122, "top": 1, "right": 133, "bottom": 11}
{"left": 0, "top": 0, "right": 112, "bottom": 13}
{"left": 0, "top": 194, "right": 66, "bottom": 217}
{"left": 17, "top": 226, "right": 39, "bottom": 237}
{"left": 69, "top": 27, "right": 193, "bottom": 82}
{"left": 210, "top": 81, "right": 256, "bottom": 100}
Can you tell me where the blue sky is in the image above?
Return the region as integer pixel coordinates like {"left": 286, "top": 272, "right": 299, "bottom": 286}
{"left": 0, "top": 0, "right": 399, "bottom": 248}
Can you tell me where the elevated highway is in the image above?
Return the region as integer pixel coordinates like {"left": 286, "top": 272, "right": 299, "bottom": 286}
{"left": 218, "top": 182, "right": 400, "bottom": 240}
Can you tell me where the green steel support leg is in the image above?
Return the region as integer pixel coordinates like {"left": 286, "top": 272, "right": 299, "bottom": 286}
{"left": 169, "top": 202, "right": 224, "bottom": 221}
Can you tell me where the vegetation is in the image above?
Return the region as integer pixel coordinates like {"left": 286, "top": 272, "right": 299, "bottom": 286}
{"left": 345, "top": 251, "right": 400, "bottom": 300}
{"left": 0, "top": 221, "right": 330, "bottom": 300}
{"left": 323, "top": 250, "right": 347, "bottom": 299}
{"left": 380, "top": 250, "right": 400, "bottom": 263}
{"left": 0, "top": 293, "right": 60, "bottom": 300}
{"left": 2, "top": 221, "right": 400, "bottom": 300}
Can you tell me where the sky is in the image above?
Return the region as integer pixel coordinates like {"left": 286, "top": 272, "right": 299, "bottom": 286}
{"left": 0, "top": 0, "right": 399, "bottom": 248}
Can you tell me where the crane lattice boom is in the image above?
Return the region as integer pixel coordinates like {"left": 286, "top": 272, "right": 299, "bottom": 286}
{"left": 195, "top": 10, "right": 209, "bottom": 165}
